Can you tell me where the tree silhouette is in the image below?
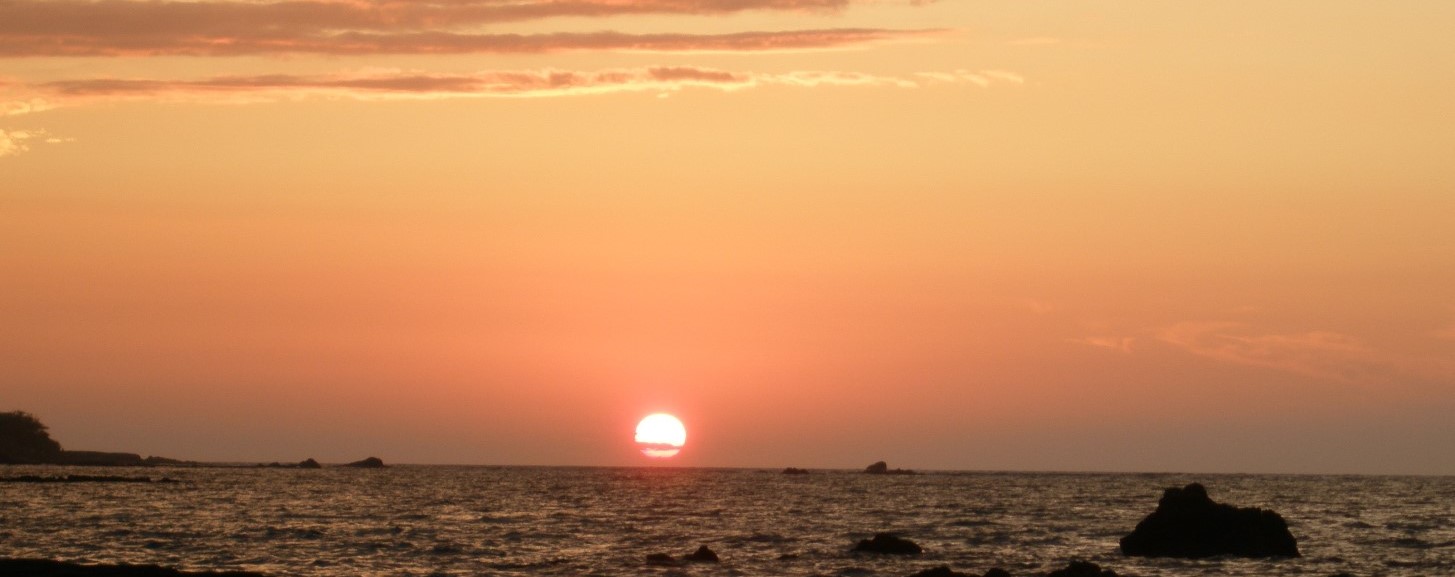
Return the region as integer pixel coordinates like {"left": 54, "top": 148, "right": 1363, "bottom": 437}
{"left": 0, "top": 411, "right": 63, "bottom": 464}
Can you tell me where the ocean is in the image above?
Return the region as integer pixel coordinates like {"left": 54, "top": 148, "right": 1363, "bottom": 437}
{"left": 1, "top": 466, "right": 1451, "bottom": 576}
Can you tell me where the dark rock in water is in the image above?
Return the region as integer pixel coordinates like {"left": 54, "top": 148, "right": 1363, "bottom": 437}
{"left": 864, "top": 461, "right": 916, "bottom": 475}
{"left": 782, "top": 467, "right": 811, "bottom": 475}
{"left": 0, "top": 558, "right": 268, "bottom": 576}
{"left": 297, "top": 458, "right": 322, "bottom": 469}
{"left": 645, "top": 553, "right": 679, "bottom": 566}
{"left": 853, "top": 533, "right": 923, "bottom": 554}
{"left": 905, "top": 566, "right": 972, "bottom": 577}
{"left": 684, "top": 545, "right": 719, "bottom": 563}
{"left": 983, "top": 569, "right": 1012, "bottom": 577}
{"left": 1045, "top": 560, "right": 1117, "bottom": 577}
{"left": 1120, "top": 482, "right": 1300, "bottom": 558}
{"left": 345, "top": 457, "right": 385, "bottom": 468}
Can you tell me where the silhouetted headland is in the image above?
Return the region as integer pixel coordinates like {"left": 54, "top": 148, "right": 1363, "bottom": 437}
{"left": 1, "top": 411, "right": 194, "bottom": 467}
{"left": 864, "top": 460, "right": 917, "bottom": 475}
{"left": 0, "top": 559, "right": 266, "bottom": 577}
{"left": 1120, "top": 482, "right": 1299, "bottom": 558}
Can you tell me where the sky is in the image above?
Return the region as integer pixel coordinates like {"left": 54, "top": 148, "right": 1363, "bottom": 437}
{"left": 2, "top": 1, "right": 1454, "bottom": 475}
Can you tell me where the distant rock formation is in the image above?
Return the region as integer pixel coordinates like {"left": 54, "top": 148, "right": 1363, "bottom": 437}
{"left": 865, "top": 461, "right": 916, "bottom": 475}
{"left": 345, "top": 457, "right": 385, "bottom": 468}
{"left": 684, "top": 545, "right": 720, "bottom": 563}
{"left": 0, "top": 558, "right": 266, "bottom": 577}
{"left": 853, "top": 533, "right": 923, "bottom": 554}
{"left": 1120, "top": 482, "right": 1300, "bottom": 558}
{"left": 1045, "top": 560, "right": 1119, "bottom": 577}
{"left": 782, "top": 467, "right": 811, "bottom": 475}
{"left": 53, "top": 451, "right": 145, "bottom": 467}
{"left": 298, "top": 458, "right": 322, "bottom": 469}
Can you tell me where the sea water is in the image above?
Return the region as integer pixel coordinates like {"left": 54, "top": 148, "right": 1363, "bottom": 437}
{"left": 1, "top": 466, "right": 1451, "bottom": 576}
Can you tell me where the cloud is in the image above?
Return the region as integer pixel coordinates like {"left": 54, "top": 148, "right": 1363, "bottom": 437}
{"left": 1157, "top": 321, "right": 1455, "bottom": 384}
{"left": 1072, "top": 336, "right": 1136, "bottom": 353}
{"left": 0, "top": 0, "right": 935, "bottom": 56}
{"left": 0, "top": 128, "right": 54, "bottom": 158}
{"left": 20, "top": 65, "right": 1019, "bottom": 105}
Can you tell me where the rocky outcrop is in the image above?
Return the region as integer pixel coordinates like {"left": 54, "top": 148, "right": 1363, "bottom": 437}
{"left": 684, "top": 545, "right": 720, "bottom": 563}
{"left": 0, "top": 559, "right": 267, "bottom": 577}
{"left": 297, "top": 459, "right": 322, "bottom": 469}
{"left": 1045, "top": 560, "right": 1118, "bottom": 577}
{"left": 865, "top": 461, "right": 916, "bottom": 475}
{"left": 853, "top": 533, "right": 923, "bottom": 554}
{"left": 345, "top": 457, "right": 385, "bottom": 468}
{"left": 1120, "top": 482, "right": 1299, "bottom": 558}
{"left": 782, "top": 467, "right": 811, "bottom": 475}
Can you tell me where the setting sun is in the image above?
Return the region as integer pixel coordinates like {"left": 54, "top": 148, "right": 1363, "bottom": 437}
{"left": 635, "top": 414, "right": 686, "bottom": 459}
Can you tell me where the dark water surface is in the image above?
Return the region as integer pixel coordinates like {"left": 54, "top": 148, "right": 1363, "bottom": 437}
{"left": 2, "top": 466, "right": 1451, "bottom": 576}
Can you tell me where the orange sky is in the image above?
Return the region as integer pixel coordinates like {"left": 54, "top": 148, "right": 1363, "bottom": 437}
{"left": 3, "top": 1, "right": 1454, "bottom": 474}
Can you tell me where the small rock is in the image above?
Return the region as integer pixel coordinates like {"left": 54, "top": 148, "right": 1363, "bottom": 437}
{"left": 864, "top": 461, "right": 916, "bottom": 475}
{"left": 1046, "top": 560, "right": 1117, "bottom": 577}
{"left": 853, "top": 533, "right": 923, "bottom": 554}
{"left": 782, "top": 467, "right": 811, "bottom": 475}
{"left": 684, "top": 545, "right": 719, "bottom": 563}
{"left": 297, "top": 458, "right": 322, "bottom": 469}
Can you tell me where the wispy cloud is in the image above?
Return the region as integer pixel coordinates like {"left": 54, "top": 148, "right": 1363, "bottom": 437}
{"left": 1157, "top": 321, "right": 1455, "bottom": 384}
{"left": 23, "top": 65, "right": 1019, "bottom": 103}
{"left": 1071, "top": 336, "right": 1136, "bottom": 353}
{"left": 0, "top": 0, "right": 935, "bottom": 56}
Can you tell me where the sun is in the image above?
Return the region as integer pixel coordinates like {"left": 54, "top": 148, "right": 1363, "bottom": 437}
{"left": 635, "top": 413, "right": 686, "bottom": 459}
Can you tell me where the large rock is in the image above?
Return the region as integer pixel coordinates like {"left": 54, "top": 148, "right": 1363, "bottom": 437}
{"left": 297, "top": 458, "right": 322, "bottom": 469}
{"left": 345, "top": 457, "right": 385, "bottom": 468}
{"left": 1120, "top": 483, "right": 1299, "bottom": 558}
{"left": 853, "top": 533, "right": 923, "bottom": 554}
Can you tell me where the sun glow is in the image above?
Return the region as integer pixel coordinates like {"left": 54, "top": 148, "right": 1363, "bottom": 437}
{"left": 635, "top": 413, "right": 686, "bottom": 459}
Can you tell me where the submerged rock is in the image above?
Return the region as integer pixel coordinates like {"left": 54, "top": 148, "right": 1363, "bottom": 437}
{"left": 905, "top": 566, "right": 972, "bottom": 577}
{"left": 853, "top": 533, "right": 923, "bottom": 555}
{"left": 345, "top": 457, "right": 385, "bottom": 468}
{"left": 1120, "top": 482, "right": 1299, "bottom": 558}
{"left": 684, "top": 545, "right": 719, "bottom": 563}
{"left": 1045, "top": 560, "right": 1117, "bottom": 577}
